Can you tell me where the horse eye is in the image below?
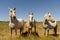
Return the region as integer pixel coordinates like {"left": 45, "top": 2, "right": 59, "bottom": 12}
{"left": 14, "top": 12, "right": 16, "bottom": 13}
{"left": 10, "top": 11, "right": 12, "bottom": 13}
{"left": 49, "top": 16, "right": 51, "bottom": 17}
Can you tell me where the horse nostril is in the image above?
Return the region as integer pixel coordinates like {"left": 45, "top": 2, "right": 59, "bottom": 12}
{"left": 49, "top": 16, "right": 51, "bottom": 17}
{"left": 10, "top": 11, "right": 12, "bottom": 13}
{"left": 13, "top": 16, "right": 16, "bottom": 19}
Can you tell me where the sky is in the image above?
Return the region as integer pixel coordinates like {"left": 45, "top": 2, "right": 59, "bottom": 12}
{"left": 0, "top": 0, "right": 60, "bottom": 21}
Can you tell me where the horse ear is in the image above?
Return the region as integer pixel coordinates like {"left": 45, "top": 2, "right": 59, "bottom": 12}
{"left": 9, "top": 8, "right": 10, "bottom": 11}
{"left": 31, "top": 12, "right": 33, "bottom": 15}
{"left": 9, "top": 8, "right": 11, "bottom": 13}
{"left": 8, "top": 7, "right": 10, "bottom": 10}
{"left": 14, "top": 8, "right": 16, "bottom": 10}
{"left": 28, "top": 12, "right": 33, "bottom": 15}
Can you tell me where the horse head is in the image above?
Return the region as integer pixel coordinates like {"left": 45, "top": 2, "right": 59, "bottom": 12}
{"left": 9, "top": 8, "right": 16, "bottom": 20}
{"left": 44, "top": 12, "right": 57, "bottom": 27}
{"left": 28, "top": 12, "right": 33, "bottom": 22}
{"left": 44, "top": 12, "right": 52, "bottom": 21}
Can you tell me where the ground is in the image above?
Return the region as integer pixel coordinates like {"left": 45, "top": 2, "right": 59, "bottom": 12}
{"left": 0, "top": 21, "right": 60, "bottom": 40}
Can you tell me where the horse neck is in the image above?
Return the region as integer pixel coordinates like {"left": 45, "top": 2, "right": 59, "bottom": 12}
{"left": 9, "top": 16, "right": 17, "bottom": 23}
{"left": 29, "top": 17, "right": 33, "bottom": 22}
{"left": 45, "top": 19, "right": 49, "bottom": 24}
{"left": 9, "top": 16, "right": 12, "bottom": 23}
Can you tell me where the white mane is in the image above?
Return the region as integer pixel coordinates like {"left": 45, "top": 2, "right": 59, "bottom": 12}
{"left": 43, "top": 12, "right": 57, "bottom": 27}
{"left": 28, "top": 12, "right": 33, "bottom": 22}
{"left": 17, "top": 18, "right": 24, "bottom": 22}
{"left": 9, "top": 8, "right": 24, "bottom": 28}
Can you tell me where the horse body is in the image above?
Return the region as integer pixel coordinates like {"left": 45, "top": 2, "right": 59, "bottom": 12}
{"left": 43, "top": 12, "right": 57, "bottom": 36}
{"left": 17, "top": 19, "right": 24, "bottom": 28}
{"left": 24, "top": 12, "right": 36, "bottom": 36}
{"left": 9, "top": 8, "right": 24, "bottom": 36}
{"left": 48, "top": 20, "right": 57, "bottom": 27}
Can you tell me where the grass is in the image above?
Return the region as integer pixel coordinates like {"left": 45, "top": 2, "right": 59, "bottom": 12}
{"left": 0, "top": 21, "right": 60, "bottom": 40}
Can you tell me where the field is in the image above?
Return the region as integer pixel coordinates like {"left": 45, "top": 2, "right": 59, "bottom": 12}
{"left": 0, "top": 21, "right": 60, "bottom": 40}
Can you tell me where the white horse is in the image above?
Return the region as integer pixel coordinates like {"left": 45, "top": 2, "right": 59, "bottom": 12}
{"left": 25, "top": 12, "right": 36, "bottom": 35}
{"left": 43, "top": 12, "right": 57, "bottom": 36}
{"left": 9, "top": 8, "right": 24, "bottom": 36}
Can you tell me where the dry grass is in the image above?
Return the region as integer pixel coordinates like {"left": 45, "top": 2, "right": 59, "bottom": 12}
{"left": 0, "top": 21, "right": 60, "bottom": 40}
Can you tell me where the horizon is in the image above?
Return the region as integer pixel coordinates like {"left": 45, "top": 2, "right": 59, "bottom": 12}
{"left": 0, "top": 0, "right": 60, "bottom": 21}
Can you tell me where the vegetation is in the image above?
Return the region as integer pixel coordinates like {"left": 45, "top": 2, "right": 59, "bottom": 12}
{"left": 0, "top": 21, "right": 60, "bottom": 40}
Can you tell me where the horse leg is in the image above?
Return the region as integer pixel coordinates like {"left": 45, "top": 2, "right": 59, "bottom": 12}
{"left": 44, "top": 28, "right": 46, "bottom": 35}
{"left": 15, "top": 27, "right": 17, "bottom": 36}
{"left": 34, "top": 24, "right": 36, "bottom": 33}
{"left": 34, "top": 20, "right": 36, "bottom": 33}
{"left": 28, "top": 28, "right": 31, "bottom": 36}
{"left": 20, "top": 27, "right": 23, "bottom": 36}
{"left": 11, "top": 28, "right": 13, "bottom": 36}
{"left": 47, "top": 28, "right": 49, "bottom": 36}
{"left": 20, "top": 28, "right": 22, "bottom": 36}
{"left": 54, "top": 25, "right": 57, "bottom": 35}
{"left": 28, "top": 28, "right": 30, "bottom": 36}
{"left": 30, "top": 28, "right": 32, "bottom": 34}
{"left": 20, "top": 28, "right": 21, "bottom": 36}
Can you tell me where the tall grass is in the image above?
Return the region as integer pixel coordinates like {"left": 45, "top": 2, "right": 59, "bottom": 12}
{"left": 0, "top": 21, "right": 60, "bottom": 40}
